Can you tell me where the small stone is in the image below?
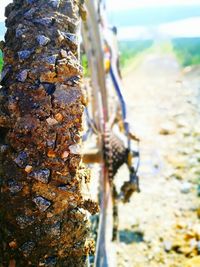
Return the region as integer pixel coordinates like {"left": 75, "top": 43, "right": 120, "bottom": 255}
{"left": 46, "top": 140, "right": 56, "bottom": 149}
{"left": 20, "top": 241, "right": 35, "bottom": 256}
{"left": 47, "top": 212, "right": 54, "bottom": 218}
{"left": 24, "top": 8, "right": 36, "bottom": 19}
{"left": 69, "top": 144, "right": 81, "bottom": 154}
{"left": 29, "top": 169, "right": 50, "bottom": 184}
{"left": 49, "top": 0, "right": 60, "bottom": 8}
{"left": 16, "top": 70, "right": 28, "bottom": 82}
{"left": 46, "top": 117, "right": 58, "bottom": 126}
{"left": 16, "top": 28, "right": 26, "bottom": 38}
{"left": 26, "top": 0, "right": 37, "bottom": 4}
{"left": 176, "top": 221, "right": 187, "bottom": 229}
{"left": 37, "top": 35, "right": 50, "bottom": 46}
{"left": 42, "top": 83, "right": 56, "bottom": 95}
{"left": 58, "top": 184, "right": 68, "bottom": 191}
{"left": 180, "top": 182, "right": 192, "bottom": 194}
{"left": 9, "top": 240, "right": 17, "bottom": 249}
{"left": 33, "top": 196, "right": 51, "bottom": 212}
{"left": 66, "top": 80, "right": 73, "bottom": 86}
{"left": 55, "top": 113, "right": 63, "bottom": 122}
{"left": 50, "top": 221, "right": 61, "bottom": 236}
{"left": 0, "top": 145, "right": 9, "bottom": 153}
{"left": 61, "top": 151, "right": 69, "bottom": 159}
{"left": 40, "top": 257, "right": 57, "bottom": 267}
{"left": 61, "top": 31, "right": 77, "bottom": 44}
{"left": 47, "top": 150, "right": 56, "bottom": 158}
{"left": 25, "top": 165, "right": 33, "bottom": 173}
{"left": 7, "top": 179, "right": 23, "bottom": 194}
{"left": 45, "top": 55, "right": 57, "bottom": 65}
{"left": 66, "top": 76, "right": 80, "bottom": 86}
{"left": 14, "top": 151, "right": 28, "bottom": 168}
{"left": 16, "top": 215, "right": 35, "bottom": 229}
{"left": 33, "top": 18, "right": 52, "bottom": 27}
{"left": 58, "top": 33, "right": 64, "bottom": 43}
{"left": 159, "top": 122, "right": 176, "bottom": 135}
{"left": 60, "top": 49, "right": 68, "bottom": 58}
{"left": 39, "top": 72, "right": 56, "bottom": 83}
{"left": 54, "top": 85, "right": 81, "bottom": 107}
{"left": 163, "top": 240, "right": 172, "bottom": 252}
{"left": 18, "top": 50, "right": 32, "bottom": 60}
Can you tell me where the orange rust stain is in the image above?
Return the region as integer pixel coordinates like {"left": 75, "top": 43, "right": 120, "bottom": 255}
{"left": 55, "top": 113, "right": 63, "bottom": 122}
{"left": 9, "top": 240, "right": 17, "bottom": 249}
{"left": 25, "top": 165, "right": 33, "bottom": 173}
{"left": 47, "top": 150, "right": 56, "bottom": 158}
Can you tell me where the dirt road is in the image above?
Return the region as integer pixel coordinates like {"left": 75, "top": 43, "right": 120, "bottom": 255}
{"left": 116, "top": 53, "right": 200, "bottom": 267}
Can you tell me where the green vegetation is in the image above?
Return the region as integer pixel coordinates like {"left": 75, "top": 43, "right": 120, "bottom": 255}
{"left": 119, "top": 38, "right": 200, "bottom": 70}
{"left": 81, "top": 53, "right": 89, "bottom": 77}
{"left": 119, "top": 40, "right": 153, "bottom": 69}
{"left": 0, "top": 50, "right": 3, "bottom": 72}
{"left": 172, "top": 38, "right": 200, "bottom": 67}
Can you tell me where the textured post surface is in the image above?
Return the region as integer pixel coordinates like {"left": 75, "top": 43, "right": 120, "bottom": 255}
{"left": 0, "top": 0, "right": 98, "bottom": 266}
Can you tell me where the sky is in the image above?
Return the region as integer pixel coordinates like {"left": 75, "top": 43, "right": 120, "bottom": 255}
{"left": 107, "top": 0, "right": 200, "bottom": 11}
{"left": 106, "top": 0, "right": 200, "bottom": 40}
{"left": 117, "top": 17, "right": 200, "bottom": 40}
{"left": 1, "top": 0, "right": 200, "bottom": 21}
{"left": 1, "top": 0, "right": 200, "bottom": 40}
{"left": 0, "top": 0, "right": 12, "bottom": 21}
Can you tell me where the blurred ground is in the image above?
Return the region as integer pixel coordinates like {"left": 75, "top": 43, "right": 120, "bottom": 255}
{"left": 116, "top": 52, "right": 200, "bottom": 267}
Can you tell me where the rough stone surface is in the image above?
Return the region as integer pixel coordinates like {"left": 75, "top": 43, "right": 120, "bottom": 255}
{"left": 14, "top": 151, "right": 28, "bottom": 168}
{"left": 0, "top": 1, "right": 96, "bottom": 266}
{"left": 7, "top": 179, "right": 23, "bottom": 194}
{"left": 18, "top": 50, "right": 32, "bottom": 60}
{"left": 16, "top": 70, "right": 28, "bottom": 82}
{"left": 29, "top": 168, "right": 50, "bottom": 183}
{"left": 33, "top": 196, "right": 51, "bottom": 212}
{"left": 36, "top": 35, "right": 50, "bottom": 46}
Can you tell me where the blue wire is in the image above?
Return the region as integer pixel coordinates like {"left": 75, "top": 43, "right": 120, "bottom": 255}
{"left": 110, "top": 66, "right": 127, "bottom": 120}
{"left": 110, "top": 65, "right": 131, "bottom": 150}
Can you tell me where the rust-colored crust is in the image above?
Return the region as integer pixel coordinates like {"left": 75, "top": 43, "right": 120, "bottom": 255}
{"left": 0, "top": 1, "right": 96, "bottom": 266}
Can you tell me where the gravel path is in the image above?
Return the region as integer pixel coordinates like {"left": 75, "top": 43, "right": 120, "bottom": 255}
{"left": 115, "top": 53, "right": 200, "bottom": 267}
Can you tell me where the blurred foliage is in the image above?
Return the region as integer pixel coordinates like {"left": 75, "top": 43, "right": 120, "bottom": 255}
{"left": 119, "top": 40, "right": 153, "bottom": 68}
{"left": 119, "top": 38, "right": 200, "bottom": 70}
{"left": 172, "top": 38, "right": 200, "bottom": 67}
{"left": 81, "top": 53, "right": 89, "bottom": 77}
{"left": 0, "top": 50, "right": 3, "bottom": 72}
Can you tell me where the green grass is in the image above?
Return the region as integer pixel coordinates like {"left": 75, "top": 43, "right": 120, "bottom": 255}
{"left": 80, "top": 40, "right": 154, "bottom": 76}
{"left": 81, "top": 53, "right": 89, "bottom": 77}
{"left": 119, "top": 38, "right": 200, "bottom": 71}
{"left": 172, "top": 38, "right": 200, "bottom": 67}
{"left": 119, "top": 40, "right": 153, "bottom": 68}
{"left": 0, "top": 50, "right": 3, "bottom": 72}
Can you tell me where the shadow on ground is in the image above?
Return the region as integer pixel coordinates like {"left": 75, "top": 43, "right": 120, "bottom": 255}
{"left": 119, "top": 230, "right": 144, "bottom": 244}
